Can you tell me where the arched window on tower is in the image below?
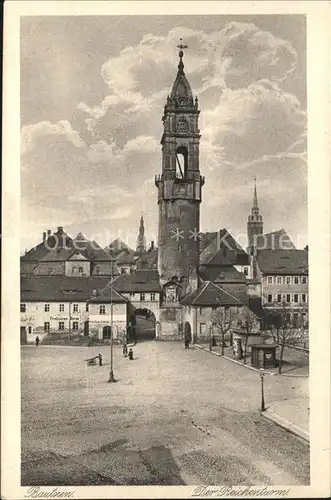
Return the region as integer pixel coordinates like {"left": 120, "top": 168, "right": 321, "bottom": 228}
{"left": 176, "top": 146, "right": 188, "bottom": 179}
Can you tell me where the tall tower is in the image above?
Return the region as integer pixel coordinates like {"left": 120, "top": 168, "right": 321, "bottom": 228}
{"left": 155, "top": 41, "right": 204, "bottom": 289}
{"left": 247, "top": 177, "right": 263, "bottom": 254}
{"left": 136, "top": 214, "right": 146, "bottom": 254}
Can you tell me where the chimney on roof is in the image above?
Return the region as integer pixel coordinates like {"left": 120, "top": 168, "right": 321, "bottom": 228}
{"left": 47, "top": 230, "right": 51, "bottom": 237}
{"left": 58, "top": 226, "right": 63, "bottom": 232}
{"left": 43, "top": 231, "right": 47, "bottom": 243}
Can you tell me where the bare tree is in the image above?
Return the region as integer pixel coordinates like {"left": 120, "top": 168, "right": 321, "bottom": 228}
{"left": 268, "top": 303, "right": 303, "bottom": 374}
{"left": 212, "top": 306, "right": 234, "bottom": 356}
{"left": 237, "top": 308, "right": 258, "bottom": 364}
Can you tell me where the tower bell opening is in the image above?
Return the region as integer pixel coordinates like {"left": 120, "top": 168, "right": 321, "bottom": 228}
{"left": 176, "top": 146, "right": 188, "bottom": 179}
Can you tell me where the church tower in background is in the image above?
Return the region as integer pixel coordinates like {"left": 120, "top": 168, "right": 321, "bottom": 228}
{"left": 247, "top": 177, "right": 263, "bottom": 255}
{"left": 136, "top": 214, "right": 146, "bottom": 254}
{"left": 155, "top": 41, "right": 204, "bottom": 289}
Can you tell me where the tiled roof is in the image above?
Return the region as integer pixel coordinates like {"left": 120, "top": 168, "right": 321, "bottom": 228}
{"left": 199, "top": 232, "right": 217, "bottom": 253}
{"left": 200, "top": 229, "right": 248, "bottom": 266}
{"left": 21, "top": 228, "right": 73, "bottom": 262}
{"left": 181, "top": 281, "right": 244, "bottom": 307}
{"left": 20, "top": 276, "right": 126, "bottom": 302}
{"left": 256, "top": 250, "right": 308, "bottom": 275}
{"left": 248, "top": 297, "right": 268, "bottom": 320}
{"left": 136, "top": 249, "right": 158, "bottom": 269}
{"left": 85, "top": 243, "right": 115, "bottom": 262}
{"left": 255, "top": 229, "right": 296, "bottom": 251}
{"left": 115, "top": 250, "right": 136, "bottom": 265}
{"left": 73, "top": 233, "right": 88, "bottom": 242}
{"left": 21, "top": 229, "right": 113, "bottom": 263}
{"left": 39, "top": 248, "right": 76, "bottom": 262}
{"left": 105, "top": 238, "right": 134, "bottom": 256}
{"left": 88, "top": 281, "right": 128, "bottom": 303}
{"left": 198, "top": 265, "right": 247, "bottom": 283}
{"left": 112, "top": 269, "right": 161, "bottom": 292}
{"left": 21, "top": 241, "right": 51, "bottom": 262}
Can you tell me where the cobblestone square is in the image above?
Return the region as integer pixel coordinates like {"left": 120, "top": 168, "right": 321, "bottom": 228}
{"left": 21, "top": 342, "right": 310, "bottom": 485}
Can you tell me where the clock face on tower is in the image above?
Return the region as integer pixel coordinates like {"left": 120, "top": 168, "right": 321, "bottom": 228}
{"left": 176, "top": 116, "right": 189, "bottom": 134}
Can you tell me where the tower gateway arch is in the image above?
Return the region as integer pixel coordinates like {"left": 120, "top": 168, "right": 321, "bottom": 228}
{"left": 155, "top": 41, "right": 204, "bottom": 339}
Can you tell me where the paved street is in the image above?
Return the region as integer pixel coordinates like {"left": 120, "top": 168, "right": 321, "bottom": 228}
{"left": 21, "top": 342, "right": 309, "bottom": 486}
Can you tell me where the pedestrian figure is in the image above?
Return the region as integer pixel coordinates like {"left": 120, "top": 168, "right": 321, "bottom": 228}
{"left": 35, "top": 336, "right": 40, "bottom": 347}
{"left": 184, "top": 328, "right": 191, "bottom": 349}
{"left": 123, "top": 344, "right": 128, "bottom": 357}
{"left": 128, "top": 348, "right": 133, "bottom": 360}
{"left": 98, "top": 353, "right": 102, "bottom": 366}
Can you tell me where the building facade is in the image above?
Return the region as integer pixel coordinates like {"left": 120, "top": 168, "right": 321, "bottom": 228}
{"left": 20, "top": 276, "right": 129, "bottom": 344}
{"left": 256, "top": 249, "right": 309, "bottom": 327}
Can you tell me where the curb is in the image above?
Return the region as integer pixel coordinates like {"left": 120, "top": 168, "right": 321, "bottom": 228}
{"left": 194, "top": 344, "right": 275, "bottom": 376}
{"left": 285, "top": 344, "right": 309, "bottom": 353}
{"left": 261, "top": 409, "right": 310, "bottom": 443}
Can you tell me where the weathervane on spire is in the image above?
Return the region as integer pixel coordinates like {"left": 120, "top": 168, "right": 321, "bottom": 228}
{"left": 177, "top": 38, "right": 188, "bottom": 70}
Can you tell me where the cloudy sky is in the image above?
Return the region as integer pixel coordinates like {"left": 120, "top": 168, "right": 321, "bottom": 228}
{"left": 20, "top": 15, "right": 307, "bottom": 252}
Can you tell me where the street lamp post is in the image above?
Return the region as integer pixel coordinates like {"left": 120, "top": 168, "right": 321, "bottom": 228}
{"left": 108, "top": 266, "right": 116, "bottom": 383}
{"left": 259, "top": 368, "right": 266, "bottom": 412}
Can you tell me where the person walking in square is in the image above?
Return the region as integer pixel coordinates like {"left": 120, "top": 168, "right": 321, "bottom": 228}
{"left": 128, "top": 348, "right": 133, "bottom": 360}
{"left": 35, "top": 336, "right": 40, "bottom": 347}
{"left": 123, "top": 344, "right": 128, "bottom": 357}
{"left": 184, "top": 329, "right": 191, "bottom": 349}
{"left": 98, "top": 353, "right": 103, "bottom": 366}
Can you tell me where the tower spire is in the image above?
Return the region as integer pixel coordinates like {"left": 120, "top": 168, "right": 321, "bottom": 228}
{"left": 247, "top": 176, "right": 263, "bottom": 255}
{"left": 136, "top": 213, "right": 146, "bottom": 254}
{"left": 252, "top": 176, "right": 259, "bottom": 212}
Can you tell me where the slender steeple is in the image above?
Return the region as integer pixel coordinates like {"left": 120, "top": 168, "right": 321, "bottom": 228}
{"left": 136, "top": 213, "right": 146, "bottom": 254}
{"left": 247, "top": 176, "right": 263, "bottom": 254}
{"left": 252, "top": 176, "right": 259, "bottom": 212}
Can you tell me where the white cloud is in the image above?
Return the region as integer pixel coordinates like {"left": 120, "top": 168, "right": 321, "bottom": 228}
{"left": 123, "top": 135, "right": 159, "bottom": 154}
{"left": 21, "top": 120, "right": 85, "bottom": 156}
{"left": 86, "top": 139, "right": 123, "bottom": 164}
{"left": 201, "top": 80, "right": 306, "bottom": 169}
{"left": 78, "top": 22, "right": 299, "bottom": 142}
{"left": 107, "top": 207, "right": 133, "bottom": 220}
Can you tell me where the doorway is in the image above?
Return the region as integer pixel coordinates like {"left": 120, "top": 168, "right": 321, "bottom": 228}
{"left": 102, "top": 325, "right": 112, "bottom": 340}
{"left": 130, "top": 308, "right": 156, "bottom": 342}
